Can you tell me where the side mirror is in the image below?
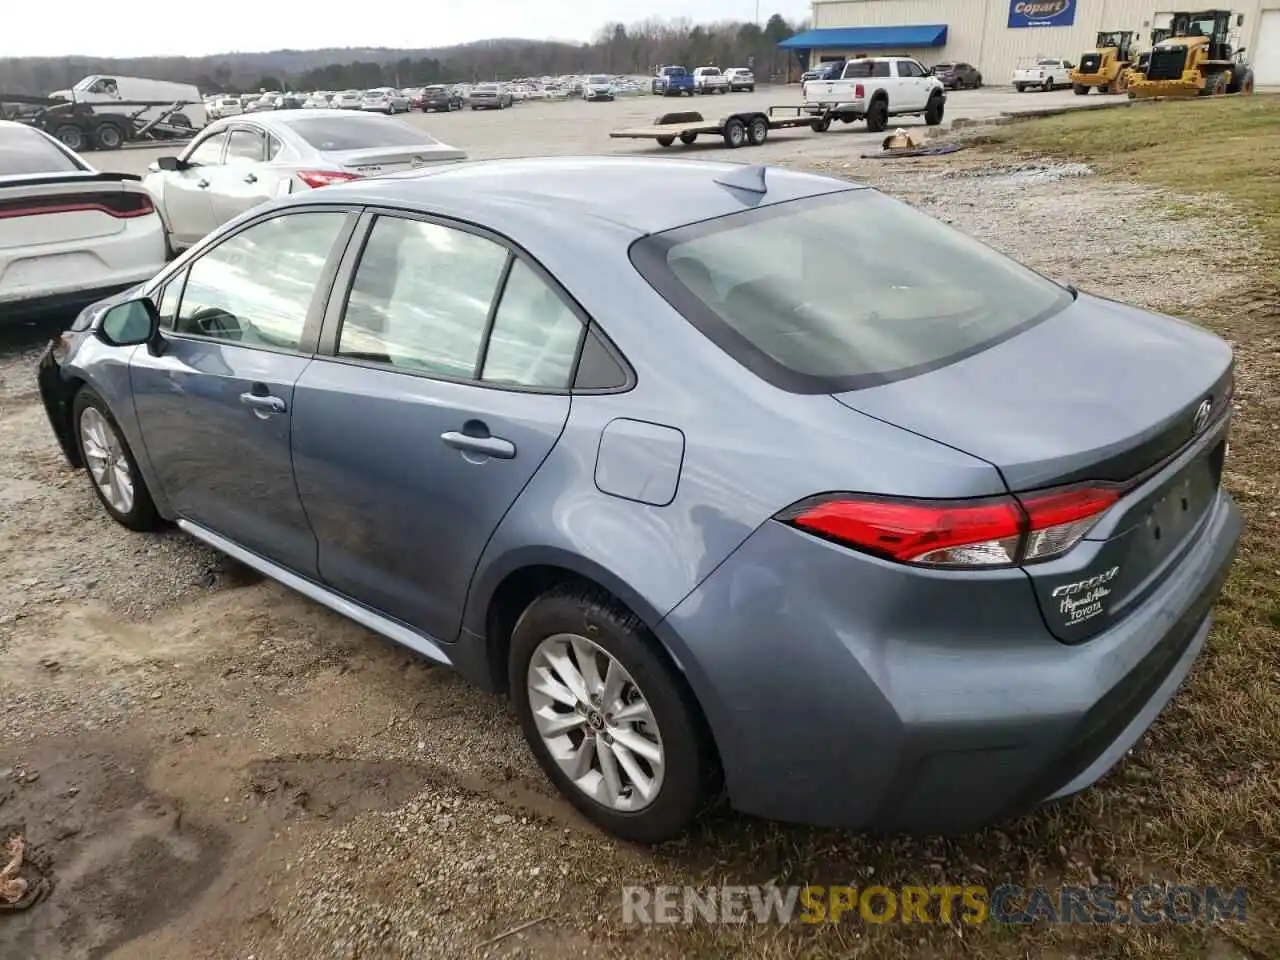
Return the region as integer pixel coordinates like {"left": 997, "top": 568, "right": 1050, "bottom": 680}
{"left": 98, "top": 298, "right": 163, "bottom": 353}
{"left": 1236, "top": 47, "right": 1246, "bottom": 56}
{"left": 157, "top": 155, "right": 183, "bottom": 172}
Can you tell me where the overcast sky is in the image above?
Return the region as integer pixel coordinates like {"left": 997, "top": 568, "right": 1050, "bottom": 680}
{"left": 4, "top": 0, "right": 811, "bottom": 58}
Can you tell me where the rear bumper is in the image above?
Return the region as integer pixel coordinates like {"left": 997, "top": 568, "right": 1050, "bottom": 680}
{"left": 657, "top": 490, "right": 1241, "bottom": 833}
{"left": 0, "top": 218, "right": 163, "bottom": 319}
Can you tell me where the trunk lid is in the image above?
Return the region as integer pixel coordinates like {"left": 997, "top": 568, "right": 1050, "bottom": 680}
{"left": 0, "top": 171, "right": 148, "bottom": 249}
{"left": 322, "top": 146, "right": 467, "bottom": 176}
{"left": 833, "top": 292, "right": 1234, "bottom": 641}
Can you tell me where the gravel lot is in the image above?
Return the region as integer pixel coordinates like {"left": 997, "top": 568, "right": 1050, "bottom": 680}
{"left": 0, "top": 93, "right": 1264, "bottom": 960}
{"left": 92, "top": 85, "right": 1111, "bottom": 176}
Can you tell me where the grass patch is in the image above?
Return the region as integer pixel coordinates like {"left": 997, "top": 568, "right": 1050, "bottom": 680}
{"left": 976, "top": 95, "right": 1280, "bottom": 268}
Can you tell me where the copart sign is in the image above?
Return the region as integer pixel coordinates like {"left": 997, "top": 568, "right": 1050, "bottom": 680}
{"left": 1008, "top": 0, "right": 1076, "bottom": 28}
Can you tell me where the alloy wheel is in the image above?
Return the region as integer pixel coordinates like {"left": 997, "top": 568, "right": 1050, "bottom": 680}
{"left": 526, "top": 633, "right": 665, "bottom": 812}
{"left": 79, "top": 407, "right": 134, "bottom": 514}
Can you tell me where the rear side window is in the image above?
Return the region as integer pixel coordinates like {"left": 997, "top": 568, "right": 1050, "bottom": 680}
{"left": 0, "top": 126, "right": 85, "bottom": 174}
{"left": 630, "top": 190, "right": 1072, "bottom": 394}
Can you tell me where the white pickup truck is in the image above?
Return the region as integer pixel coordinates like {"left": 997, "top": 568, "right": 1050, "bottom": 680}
{"left": 693, "top": 67, "right": 731, "bottom": 95}
{"left": 802, "top": 57, "right": 946, "bottom": 133}
{"left": 1012, "top": 57, "right": 1075, "bottom": 92}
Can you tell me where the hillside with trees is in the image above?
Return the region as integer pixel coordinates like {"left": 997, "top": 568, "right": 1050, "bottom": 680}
{"left": 0, "top": 15, "right": 800, "bottom": 95}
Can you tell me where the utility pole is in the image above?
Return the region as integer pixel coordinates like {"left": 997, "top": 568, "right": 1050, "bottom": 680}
{"left": 755, "top": 0, "right": 760, "bottom": 26}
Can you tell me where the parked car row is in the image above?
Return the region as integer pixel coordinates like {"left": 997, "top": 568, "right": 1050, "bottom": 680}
{"left": 652, "top": 65, "right": 756, "bottom": 96}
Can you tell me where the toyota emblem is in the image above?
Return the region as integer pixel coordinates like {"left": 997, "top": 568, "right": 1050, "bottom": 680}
{"left": 1193, "top": 398, "right": 1212, "bottom": 434}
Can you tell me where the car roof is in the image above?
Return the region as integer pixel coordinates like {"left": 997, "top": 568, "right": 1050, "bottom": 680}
{"left": 297, "top": 155, "right": 862, "bottom": 239}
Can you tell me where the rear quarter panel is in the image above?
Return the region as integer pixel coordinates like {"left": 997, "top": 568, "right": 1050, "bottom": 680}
{"left": 461, "top": 226, "right": 1005, "bottom": 659}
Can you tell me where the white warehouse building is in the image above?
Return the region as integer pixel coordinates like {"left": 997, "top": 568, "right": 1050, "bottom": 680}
{"left": 781, "top": 0, "right": 1280, "bottom": 86}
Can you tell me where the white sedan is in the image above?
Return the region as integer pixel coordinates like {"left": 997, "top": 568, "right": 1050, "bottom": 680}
{"left": 142, "top": 110, "right": 467, "bottom": 252}
{"left": 0, "top": 120, "right": 166, "bottom": 320}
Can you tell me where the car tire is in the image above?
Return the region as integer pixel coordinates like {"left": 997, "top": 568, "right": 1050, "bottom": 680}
{"left": 94, "top": 123, "right": 124, "bottom": 150}
{"left": 722, "top": 117, "right": 747, "bottom": 148}
{"left": 678, "top": 131, "right": 697, "bottom": 145}
{"left": 865, "top": 98, "right": 888, "bottom": 133}
{"left": 747, "top": 116, "right": 768, "bottom": 145}
{"left": 1016, "top": 84, "right": 1026, "bottom": 93}
{"left": 924, "top": 93, "right": 944, "bottom": 126}
{"left": 54, "top": 124, "right": 85, "bottom": 152}
{"left": 1044, "top": 78, "right": 1054, "bottom": 92}
{"left": 656, "top": 135, "right": 675, "bottom": 147}
{"left": 73, "top": 387, "right": 161, "bottom": 532}
{"left": 810, "top": 115, "right": 831, "bottom": 132}
{"left": 508, "top": 585, "right": 714, "bottom": 844}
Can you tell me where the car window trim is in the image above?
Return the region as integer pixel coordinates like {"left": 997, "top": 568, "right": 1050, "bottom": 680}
{"left": 317, "top": 205, "right": 631, "bottom": 396}
{"left": 160, "top": 205, "right": 361, "bottom": 357}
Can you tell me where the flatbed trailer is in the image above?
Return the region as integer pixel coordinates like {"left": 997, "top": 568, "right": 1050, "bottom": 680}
{"left": 609, "top": 106, "right": 820, "bottom": 149}
{"left": 0, "top": 93, "right": 201, "bottom": 152}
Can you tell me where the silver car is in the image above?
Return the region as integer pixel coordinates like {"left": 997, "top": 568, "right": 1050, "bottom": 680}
{"left": 39, "top": 156, "right": 1241, "bottom": 845}
{"left": 331, "top": 90, "right": 363, "bottom": 110}
{"left": 142, "top": 110, "right": 465, "bottom": 251}
{"left": 469, "top": 84, "right": 512, "bottom": 110}
{"left": 361, "top": 87, "right": 410, "bottom": 114}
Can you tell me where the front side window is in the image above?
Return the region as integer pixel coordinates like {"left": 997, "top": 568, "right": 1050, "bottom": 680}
{"left": 186, "top": 131, "right": 228, "bottom": 166}
{"left": 481, "top": 260, "right": 584, "bottom": 389}
{"left": 174, "top": 212, "right": 347, "bottom": 350}
{"left": 156, "top": 275, "right": 185, "bottom": 329}
{"left": 337, "top": 216, "right": 509, "bottom": 378}
{"left": 631, "top": 190, "right": 1072, "bottom": 393}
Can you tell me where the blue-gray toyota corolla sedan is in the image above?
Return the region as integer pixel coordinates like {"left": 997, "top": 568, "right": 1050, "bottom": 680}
{"left": 37, "top": 157, "right": 1241, "bottom": 844}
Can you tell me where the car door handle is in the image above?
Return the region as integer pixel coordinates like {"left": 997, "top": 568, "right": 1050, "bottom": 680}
{"left": 440, "top": 430, "right": 516, "bottom": 459}
{"left": 197, "top": 179, "right": 210, "bottom": 188}
{"left": 239, "top": 392, "right": 286, "bottom": 414}
{"left": 243, "top": 173, "right": 257, "bottom": 183}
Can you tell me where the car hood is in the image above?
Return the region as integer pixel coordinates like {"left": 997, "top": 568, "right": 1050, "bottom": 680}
{"left": 832, "top": 292, "right": 1233, "bottom": 491}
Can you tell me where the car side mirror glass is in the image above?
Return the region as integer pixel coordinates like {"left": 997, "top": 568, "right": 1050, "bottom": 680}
{"left": 98, "top": 298, "right": 161, "bottom": 349}
{"left": 157, "top": 155, "right": 183, "bottom": 171}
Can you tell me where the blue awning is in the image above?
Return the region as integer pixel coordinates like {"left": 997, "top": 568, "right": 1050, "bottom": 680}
{"left": 777, "top": 25, "right": 949, "bottom": 50}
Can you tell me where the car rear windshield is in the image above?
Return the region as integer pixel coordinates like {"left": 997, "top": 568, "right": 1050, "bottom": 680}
{"left": 284, "top": 117, "right": 438, "bottom": 151}
{"left": 629, "top": 189, "right": 1072, "bottom": 394}
{"left": 0, "top": 126, "right": 85, "bottom": 174}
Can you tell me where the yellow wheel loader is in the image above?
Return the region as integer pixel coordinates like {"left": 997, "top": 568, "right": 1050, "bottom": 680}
{"left": 1127, "top": 10, "right": 1256, "bottom": 99}
{"left": 1070, "top": 31, "right": 1136, "bottom": 95}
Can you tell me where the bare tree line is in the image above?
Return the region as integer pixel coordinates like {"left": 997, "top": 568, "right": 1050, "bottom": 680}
{"left": 0, "top": 14, "right": 802, "bottom": 96}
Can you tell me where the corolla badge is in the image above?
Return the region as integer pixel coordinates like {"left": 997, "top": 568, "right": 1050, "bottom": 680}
{"left": 1051, "top": 566, "right": 1119, "bottom": 625}
{"left": 1193, "top": 398, "right": 1213, "bottom": 434}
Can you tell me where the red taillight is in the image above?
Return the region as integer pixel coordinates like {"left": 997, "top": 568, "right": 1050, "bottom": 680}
{"left": 855, "top": 83, "right": 865, "bottom": 98}
{"left": 296, "top": 170, "right": 362, "bottom": 189}
{"left": 0, "top": 191, "right": 154, "bottom": 220}
{"left": 779, "top": 484, "right": 1121, "bottom": 568}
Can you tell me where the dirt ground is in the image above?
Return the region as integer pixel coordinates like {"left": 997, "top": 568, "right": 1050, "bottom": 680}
{"left": 2, "top": 99, "right": 1278, "bottom": 960}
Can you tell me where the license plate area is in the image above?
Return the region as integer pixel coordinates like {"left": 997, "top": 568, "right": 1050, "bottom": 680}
{"left": 1142, "top": 440, "right": 1221, "bottom": 549}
